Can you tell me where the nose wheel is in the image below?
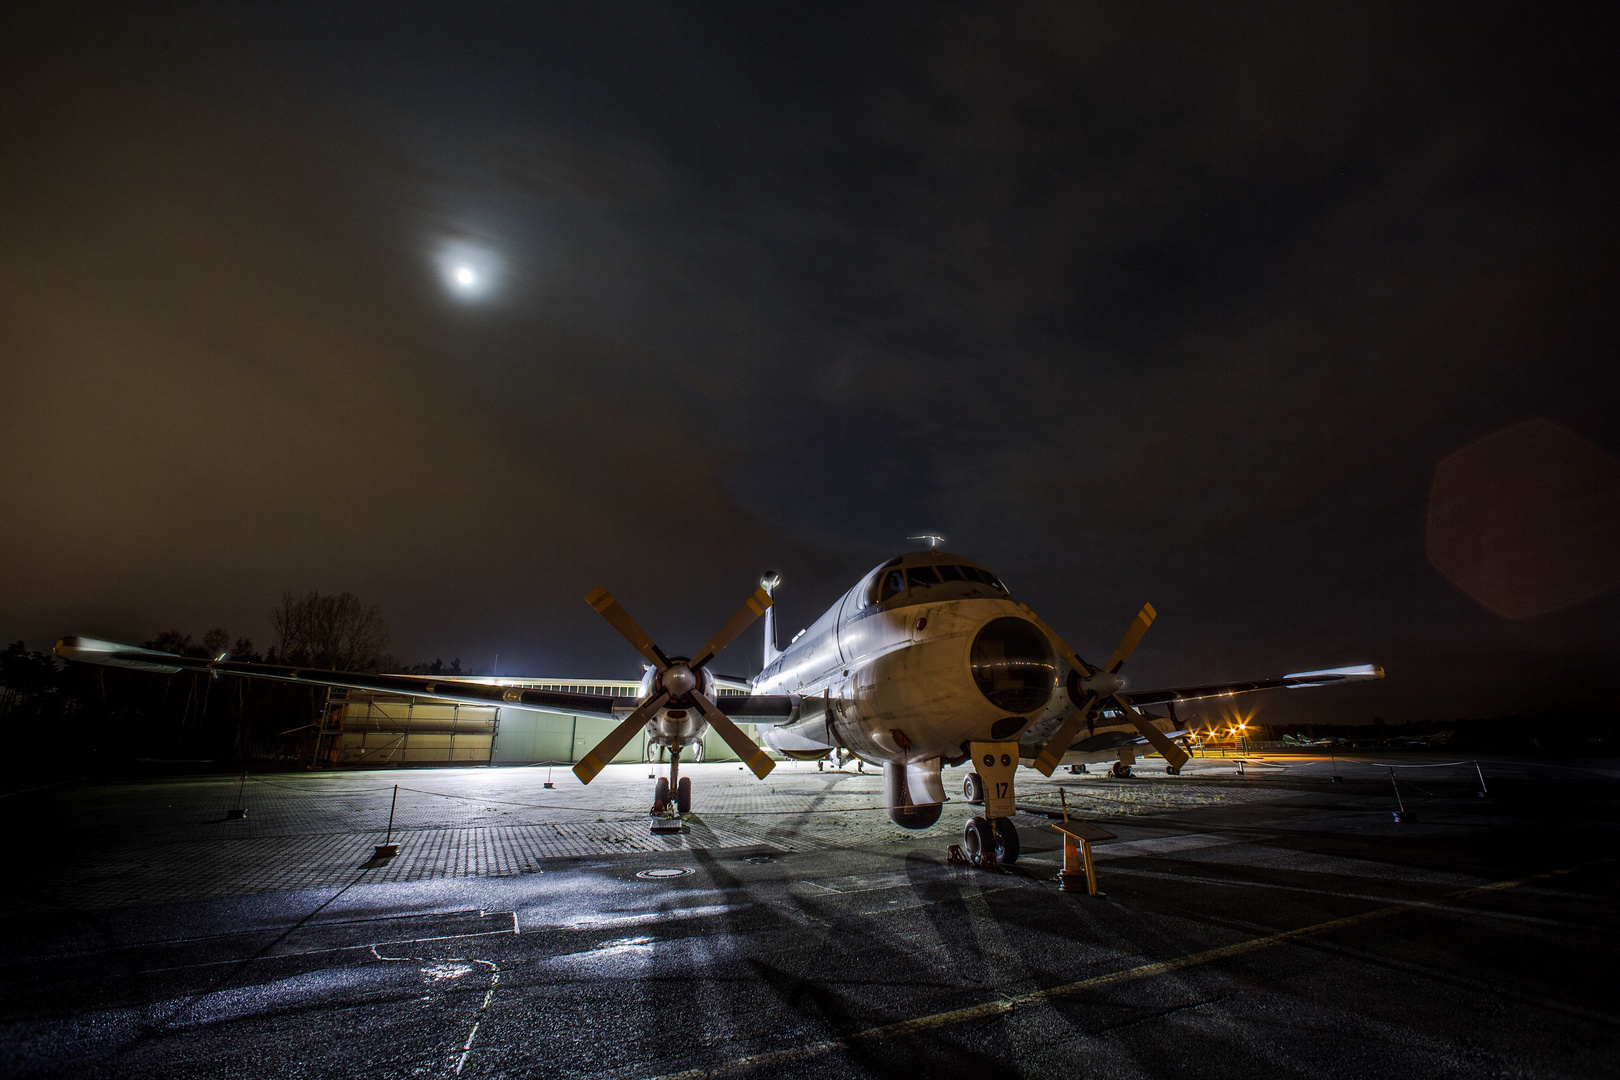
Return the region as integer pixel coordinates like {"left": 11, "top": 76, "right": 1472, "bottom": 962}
{"left": 962, "top": 816, "right": 1020, "bottom": 866}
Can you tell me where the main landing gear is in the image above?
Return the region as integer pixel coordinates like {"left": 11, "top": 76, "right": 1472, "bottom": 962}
{"left": 652, "top": 753, "right": 693, "bottom": 815}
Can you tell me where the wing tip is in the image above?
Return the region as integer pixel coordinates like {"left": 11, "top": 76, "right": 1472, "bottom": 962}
{"left": 1282, "top": 663, "right": 1385, "bottom": 683}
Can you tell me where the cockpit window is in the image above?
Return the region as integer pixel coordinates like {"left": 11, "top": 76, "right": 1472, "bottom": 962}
{"left": 960, "top": 566, "right": 1007, "bottom": 591}
{"left": 936, "top": 564, "right": 963, "bottom": 582}
{"left": 879, "top": 569, "right": 906, "bottom": 602}
{"left": 908, "top": 565, "right": 941, "bottom": 586}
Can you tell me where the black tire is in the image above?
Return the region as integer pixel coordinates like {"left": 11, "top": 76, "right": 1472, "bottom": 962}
{"left": 963, "top": 816, "right": 995, "bottom": 864}
{"left": 993, "top": 817, "right": 1020, "bottom": 864}
{"left": 963, "top": 772, "right": 985, "bottom": 804}
{"left": 1112, "top": 762, "right": 1132, "bottom": 779}
{"left": 676, "top": 776, "right": 692, "bottom": 814}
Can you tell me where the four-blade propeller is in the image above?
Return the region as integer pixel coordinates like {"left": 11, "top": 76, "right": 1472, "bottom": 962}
{"left": 572, "top": 586, "right": 778, "bottom": 785}
{"left": 1017, "top": 602, "right": 1191, "bottom": 776}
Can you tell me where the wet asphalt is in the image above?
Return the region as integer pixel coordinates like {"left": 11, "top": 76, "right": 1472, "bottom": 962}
{"left": 1, "top": 755, "right": 1616, "bottom": 1079}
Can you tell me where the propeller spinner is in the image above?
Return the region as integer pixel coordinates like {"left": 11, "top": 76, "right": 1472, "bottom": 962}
{"left": 572, "top": 586, "right": 778, "bottom": 785}
{"left": 1018, "top": 602, "right": 1191, "bottom": 776}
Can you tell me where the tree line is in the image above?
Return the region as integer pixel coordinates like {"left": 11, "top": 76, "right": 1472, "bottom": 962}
{"left": 1, "top": 591, "right": 473, "bottom": 768}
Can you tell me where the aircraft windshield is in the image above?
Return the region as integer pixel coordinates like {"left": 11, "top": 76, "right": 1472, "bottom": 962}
{"left": 871, "top": 563, "right": 1010, "bottom": 603}
{"left": 908, "top": 565, "right": 941, "bottom": 586}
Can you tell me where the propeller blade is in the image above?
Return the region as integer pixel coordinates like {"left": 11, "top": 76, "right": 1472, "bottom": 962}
{"left": 1103, "top": 603, "right": 1157, "bottom": 673}
{"left": 1116, "top": 696, "right": 1190, "bottom": 771}
{"left": 1031, "top": 693, "right": 1096, "bottom": 777}
{"left": 689, "top": 588, "right": 774, "bottom": 670}
{"left": 690, "top": 691, "right": 776, "bottom": 780}
{"left": 585, "top": 587, "right": 670, "bottom": 670}
{"left": 572, "top": 690, "right": 669, "bottom": 785}
{"left": 1016, "top": 603, "right": 1096, "bottom": 677}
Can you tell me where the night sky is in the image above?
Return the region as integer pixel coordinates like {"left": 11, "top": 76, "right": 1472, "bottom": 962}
{"left": 4, "top": 4, "right": 1617, "bottom": 726}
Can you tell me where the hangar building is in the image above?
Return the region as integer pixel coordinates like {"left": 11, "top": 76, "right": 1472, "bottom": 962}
{"left": 314, "top": 679, "right": 760, "bottom": 768}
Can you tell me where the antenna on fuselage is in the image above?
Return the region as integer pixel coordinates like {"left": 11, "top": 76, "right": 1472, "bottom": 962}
{"left": 908, "top": 534, "right": 947, "bottom": 550}
{"left": 760, "top": 570, "right": 782, "bottom": 667}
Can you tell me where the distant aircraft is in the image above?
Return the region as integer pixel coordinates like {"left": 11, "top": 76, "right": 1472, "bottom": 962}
{"left": 56, "top": 549, "right": 1380, "bottom": 860}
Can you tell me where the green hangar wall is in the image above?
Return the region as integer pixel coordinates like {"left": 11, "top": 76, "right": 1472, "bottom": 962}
{"left": 321, "top": 679, "right": 762, "bottom": 768}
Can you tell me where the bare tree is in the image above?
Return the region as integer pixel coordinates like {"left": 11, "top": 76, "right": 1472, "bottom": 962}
{"left": 270, "top": 591, "right": 390, "bottom": 672}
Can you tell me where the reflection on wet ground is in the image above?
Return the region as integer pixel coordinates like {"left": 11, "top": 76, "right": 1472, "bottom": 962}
{"left": 2, "top": 754, "right": 1616, "bottom": 1078}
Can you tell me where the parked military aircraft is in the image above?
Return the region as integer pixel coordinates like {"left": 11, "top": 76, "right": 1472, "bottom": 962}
{"left": 56, "top": 548, "right": 1380, "bottom": 856}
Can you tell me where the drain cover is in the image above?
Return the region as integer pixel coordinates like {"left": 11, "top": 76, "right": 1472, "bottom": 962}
{"left": 636, "top": 867, "right": 694, "bottom": 880}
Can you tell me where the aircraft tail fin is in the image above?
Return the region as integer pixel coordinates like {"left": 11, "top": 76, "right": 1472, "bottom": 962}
{"left": 760, "top": 571, "right": 782, "bottom": 668}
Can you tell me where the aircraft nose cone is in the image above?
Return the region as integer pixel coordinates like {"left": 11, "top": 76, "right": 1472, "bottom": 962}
{"left": 970, "top": 617, "right": 1056, "bottom": 714}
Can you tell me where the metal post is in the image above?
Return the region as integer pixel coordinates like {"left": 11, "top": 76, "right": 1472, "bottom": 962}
{"left": 1473, "top": 760, "right": 1488, "bottom": 797}
{"left": 373, "top": 783, "right": 402, "bottom": 859}
{"left": 401, "top": 699, "right": 412, "bottom": 766}
{"left": 1330, "top": 751, "right": 1343, "bottom": 782}
{"left": 228, "top": 772, "right": 247, "bottom": 819}
{"left": 1389, "top": 766, "right": 1414, "bottom": 822}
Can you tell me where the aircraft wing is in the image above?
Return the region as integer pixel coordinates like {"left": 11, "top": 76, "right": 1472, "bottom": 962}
{"left": 53, "top": 636, "right": 801, "bottom": 724}
{"left": 57, "top": 636, "right": 625, "bottom": 720}
{"left": 1118, "top": 664, "right": 1384, "bottom": 708}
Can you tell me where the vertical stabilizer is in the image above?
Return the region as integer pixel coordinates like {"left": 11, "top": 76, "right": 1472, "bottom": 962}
{"left": 760, "top": 571, "right": 782, "bottom": 668}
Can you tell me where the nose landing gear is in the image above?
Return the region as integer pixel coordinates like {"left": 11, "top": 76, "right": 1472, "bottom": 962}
{"left": 962, "top": 815, "right": 1020, "bottom": 866}
{"left": 954, "top": 741, "right": 1022, "bottom": 868}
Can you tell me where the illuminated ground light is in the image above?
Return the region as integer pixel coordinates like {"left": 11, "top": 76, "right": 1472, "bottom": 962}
{"left": 435, "top": 244, "right": 501, "bottom": 301}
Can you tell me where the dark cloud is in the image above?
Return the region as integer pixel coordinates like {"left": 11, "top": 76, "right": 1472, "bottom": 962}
{"left": 2, "top": 3, "right": 1616, "bottom": 718}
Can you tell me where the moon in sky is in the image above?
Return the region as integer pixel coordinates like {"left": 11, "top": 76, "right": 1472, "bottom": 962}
{"left": 435, "top": 242, "right": 500, "bottom": 301}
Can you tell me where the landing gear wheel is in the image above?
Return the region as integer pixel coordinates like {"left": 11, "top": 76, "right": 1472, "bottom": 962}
{"left": 676, "top": 776, "right": 692, "bottom": 814}
{"left": 993, "top": 817, "right": 1020, "bottom": 864}
{"left": 1165, "top": 764, "right": 1181, "bottom": 775}
{"left": 963, "top": 772, "right": 986, "bottom": 805}
{"left": 1112, "top": 762, "right": 1132, "bottom": 779}
{"left": 653, "top": 777, "right": 670, "bottom": 813}
{"left": 963, "top": 816, "right": 996, "bottom": 865}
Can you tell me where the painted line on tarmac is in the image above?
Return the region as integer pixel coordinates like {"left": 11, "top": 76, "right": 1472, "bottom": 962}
{"left": 1101, "top": 867, "right": 1609, "bottom": 931}
{"left": 647, "top": 856, "right": 1616, "bottom": 1080}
